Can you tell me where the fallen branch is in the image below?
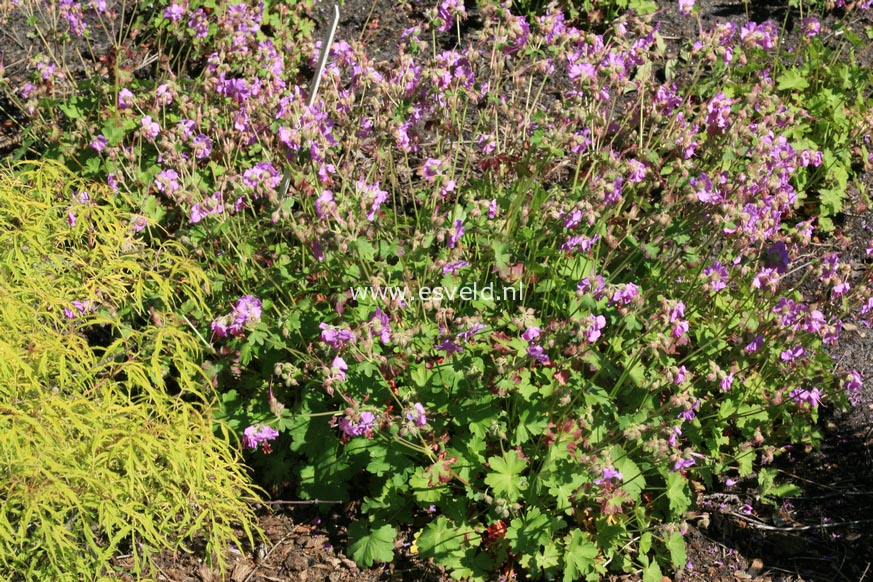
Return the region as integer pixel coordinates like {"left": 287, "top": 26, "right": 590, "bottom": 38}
{"left": 728, "top": 512, "right": 873, "bottom": 532}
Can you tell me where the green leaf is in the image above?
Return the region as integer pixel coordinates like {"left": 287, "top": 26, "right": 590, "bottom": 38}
{"left": 777, "top": 68, "right": 810, "bottom": 91}
{"left": 416, "top": 516, "right": 462, "bottom": 559}
{"left": 507, "top": 508, "right": 566, "bottom": 556}
{"left": 666, "top": 470, "right": 691, "bottom": 515}
{"left": 642, "top": 560, "right": 663, "bottom": 582}
{"left": 666, "top": 531, "right": 686, "bottom": 569}
{"left": 484, "top": 450, "right": 528, "bottom": 502}
{"left": 563, "top": 529, "right": 600, "bottom": 582}
{"left": 347, "top": 522, "right": 396, "bottom": 567}
{"left": 611, "top": 446, "right": 645, "bottom": 501}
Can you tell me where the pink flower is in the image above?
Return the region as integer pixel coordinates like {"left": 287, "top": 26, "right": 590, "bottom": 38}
{"left": 790, "top": 387, "right": 822, "bottom": 408}
{"left": 801, "top": 17, "right": 820, "bottom": 38}
{"left": 154, "top": 169, "right": 180, "bottom": 194}
{"left": 242, "top": 425, "right": 279, "bottom": 451}
{"left": 611, "top": 283, "right": 639, "bottom": 305}
{"left": 527, "top": 344, "right": 550, "bottom": 364}
{"left": 443, "top": 260, "right": 470, "bottom": 275}
{"left": 320, "top": 323, "right": 356, "bottom": 349}
{"left": 422, "top": 158, "right": 442, "bottom": 182}
{"left": 118, "top": 88, "right": 134, "bottom": 109}
{"left": 331, "top": 356, "right": 348, "bottom": 381}
{"left": 90, "top": 135, "right": 107, "bottom": 152}
{"left": 339, "top": 411, "right": 377, "bottom": 438}
{"left": 627, "top": 159, "right": 647, "bottom": 183}
{"left": 448, "top": 219, "right": 465, "bottom": 248}
{"left": 141, "top": 116, "right": 160, "bottom": 140}
{"left": 163, "top": 3, "right": 185, "bottom": 22}
{"left": 192, "top": 134, "right": 212, "bottom": 159}
{"left": 584, "top": 314, "right": 606, "bottom": 343}
{"left": 594, "top": 467, "right": 623, "bottom": 484}
{"left": 406, "top": 403, "right": 427, "bottom": 427}
{"left": 522, "top": 327, "right": 541, "bottom": 341}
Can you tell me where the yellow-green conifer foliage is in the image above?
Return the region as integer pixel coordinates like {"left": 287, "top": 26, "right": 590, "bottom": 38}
{"left": 0, "top": 162, "right": 262, "bottom": 581}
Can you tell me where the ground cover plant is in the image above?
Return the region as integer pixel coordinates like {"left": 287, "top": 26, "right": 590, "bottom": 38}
{"left": 3, "top": 0, "right": 873, "bottom": 580}
{"left": 0, "top": 162, "right": 262, "bottom": 580}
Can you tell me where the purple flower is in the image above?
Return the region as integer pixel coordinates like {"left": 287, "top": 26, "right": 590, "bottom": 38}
{"left": 188, "top": 8, "right": 209, "bottom": 39}
{"left": 844, "top": 370, "right": 863, "bottom": 407}
{"left": 370, "top": 308, "right": 392, "bottom": 344}
{"left": 458, "top": 323, "right": 486, "bottom": 343}
{"left": 192, "top": 134, "right": 212, "bottom": 159}
{"left": 674, "top": 365, "right": 688, "bottom": 385}
{"left": 720, "top": 372, "right": 734, "bottom": 391}
{"left": 740, "top": 21, "right": 778, "bottom": 50}
{"left": 64, "top": 299, "right": 94, "bottom": 319}
{"left": 790, "top": 387, "right": 822, "bottom": 408}
{"left": 437, "top": 0, "right": 467, "bottom": 31}
{"left": 448, "top": 219, "right": 465, "bottom": 248}
{"left": 751, "top": 268, "right": 778, "bottom": 291}
{"left": 745, "top": 335, "right": 764, "bottom": 353}
{"left": 764, "top": 242, "right": 790, "bottom": 274}
{"left": 141, "top": 116, "right": 160, "bottom": 140}
{"left": 703, "top": 261, "right": 729, "bottom": 292}
{"left": 627, "top": 159, "right": 646, "bottom": 183}
{"left": 801, "top": 17, "right": 820, "bottom": 38}
{"left": 315, "top": 190, "right": 334, "bottom": 219}
{"left": 706, "top": 93, "right": 733, "bottom": 134}
{"left": 594, "top": 467, "right": 623, "bottom": 485}
{"left": 679, "top": 0, "right": 695, "bottom": 15}
{"left": 578, "top": 274, "right": 606, "bottom": 298}
{"left": 155, "top": 83, "right": 173, "bottom": 106}
{"left": 339, "top": 411, "right": 377, "bottom": 438}
{"left": 780, "top": 345, "right": 804, "bottom": 362}
{"left": 442, "top": 261, "right": 470, "bottom": 275}
{"left": 177, "top": 119, "right": 195, "bottom": 138}
{"left": 60, "top": 0, "right": 87, "bottom": 36}
{"left": 164, "top": 2, "right": 185, "bottom": 22}
{"left": 331, "top": 356, "right": 348, "bottom": 381}
{"left": 527, "top": 344, "right": 550, "bottom": 364}
{"left": 358, "top": 179, "right": 388, "bottom": 221}
{"left": 320, "top": 323, "right": 356, "bottom": 349}
{"left": 154, "top": 169, "right": 180, "bottom": 194}
{"left": 561, "top": 234, "right": 600, "bottom": 253}
{"left": 677, "top": 400, "right": 700, "bottom": 422}
{"left": 242, "top": 425, "right": 279, "bottom": 450}
{"left": 406, "top": 403, "right": 427, "bottom": 427}
{"left": 90, "top": 135, "right": 107, "bottom": 152}
{"left": 669, "top": 302, "right": 685, "bottom": 322}
{"left": 422, "top": 158, "right": 443, "bottom": 182}
{"left": 521, "top": 327, "right": 541, "bottom": 341}
{"left": 672, "top": 457, "right": 696, "bottom": 472}
{"left": 584, "top": 314, "right": 606, "bottom": 343}
{"left": 243, "top": 162, "right": 281, "bottom": 190}
{"left": 212, "top": 295, "right": 262, "bottom": 338}
{"left": 190, "top": 192, "right": 223, "bottom": 224}
{"left": 669, "top": 425, "right": 682, "bottom": 448}
{"left": 610, "top": 283, "right": 639, "bottom": 305}
{"left": 217, "top": 76, "right": 251, "bottom": 102}
{"left": 435, "top": 338, "right": 463, "bottom": 354}
{"left": 488, "top": 199, "right": 498, "bottom": 219}
{"left": 672, "top": 320, "right": 689, "bottom": 338}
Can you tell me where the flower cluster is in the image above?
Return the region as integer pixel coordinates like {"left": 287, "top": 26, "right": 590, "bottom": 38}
{"left": 211, "top": 295, "right": 262, "bottom": 338}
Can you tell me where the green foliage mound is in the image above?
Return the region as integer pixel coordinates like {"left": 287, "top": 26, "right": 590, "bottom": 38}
{"left": 0, "top": 162, "right": 261, "bottom": 581}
